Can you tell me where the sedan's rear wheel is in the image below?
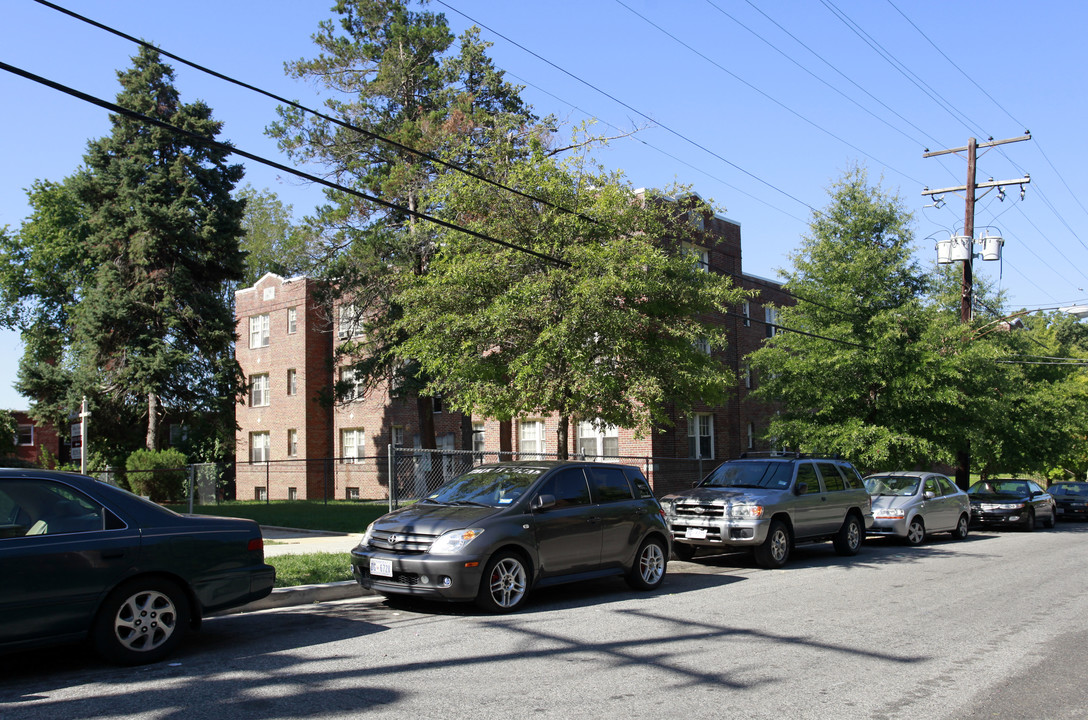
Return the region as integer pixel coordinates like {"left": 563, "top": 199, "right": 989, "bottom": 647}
{"left": 93, "top": 578, "right": 189, "bottom": 665}
{"left": 905, "top": 517, "right": 926, "bottom": 546}
{"left": 476, "top": 551, "right": 530, "bottom": 613}
{"left": 626, "top": 537, "right": 667, "bottom": 590}
{"left": 754, "top": 520, "right": 791, "bottom": 569}
{"left": 951, "top": 513, "right": 969, "bottom": 540}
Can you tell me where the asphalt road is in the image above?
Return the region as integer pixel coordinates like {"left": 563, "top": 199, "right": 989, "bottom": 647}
{"left": 3, "top": 522, "right": 1088, "bottom": 720}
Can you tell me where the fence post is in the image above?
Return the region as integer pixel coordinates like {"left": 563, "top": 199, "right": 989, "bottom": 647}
{"left": 388, "top": 443, "right": 396, "bottom": 513}
{"left": 187, "top": 464, "right": 195, "bottom": 515}
{"left": 265, "top": 459, "right": 270, "bottom": 504}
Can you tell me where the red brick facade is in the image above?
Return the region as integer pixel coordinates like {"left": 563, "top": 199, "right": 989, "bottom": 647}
{"left": 233, "top": 198, "right": 792, "bottom": 500}
{"left": 10, "top": 411, "right": 64, "bottom": 467}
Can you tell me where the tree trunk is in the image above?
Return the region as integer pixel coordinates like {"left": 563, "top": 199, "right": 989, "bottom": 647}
{"left": 557, "top": 415, "right": 569, "bottom": 460}
{"left": 417, "top": 395, "right": 436, "bottom": 449}
{"left": 460, "top": 414, "right": 474, "bottom": 452}
{"left": 146, "top": 392, "right": 160, "bottom": 451}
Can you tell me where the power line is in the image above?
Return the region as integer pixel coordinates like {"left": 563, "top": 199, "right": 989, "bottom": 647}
{"left": 0, "top": 60, "right": 572, "bottom": 269}
{"left": 32, "top": 0, "right": 601, "bottom": 226}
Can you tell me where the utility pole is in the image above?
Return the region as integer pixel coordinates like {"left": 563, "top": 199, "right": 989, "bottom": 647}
{"left": 922, "top": 133, "right": 1031, "bottom": 488}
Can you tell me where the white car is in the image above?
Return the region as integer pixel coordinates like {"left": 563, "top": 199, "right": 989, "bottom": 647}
{"left": 864, "top": 472, "right": 971, "bottom": 545}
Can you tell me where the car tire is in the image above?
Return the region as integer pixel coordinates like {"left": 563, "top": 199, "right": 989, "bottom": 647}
{"left": 905, "top": 517, "right": 926, "bottom": 546}
{"left": 1023, "top": 509, "right": 1035, "bottom": 532}
{"left": 833, "top": 514, "right": 863, "bottom": 556}
{"left": 754, "top": 519, "right": 791, "bottom": 569}
{"left": 93, "top": 577, "right": 189, "bottom": 665}
{"left": 951, "top": 513, "right": 970, "bottom": 540}
{"left": 672, "top": 542, "right": 696, "bottom": 562}
{"left": 1043, "top": 504, "right": 1057, "bottom": 528}
{"left": 626, "top": 536, "right": 668, "bottom": 590}
{"left": 476, "top": 551, "right": 530, "bottom": 613}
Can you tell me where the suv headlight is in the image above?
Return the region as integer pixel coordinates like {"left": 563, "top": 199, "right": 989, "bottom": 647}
{"left": 660, "top": 499, "right": 674, "bottom": 515}
{"left": 726, "top": 504, "right": 764, "bottom": 519}
{"left": 429, "top": 528, "right": 485, "bottom": 555}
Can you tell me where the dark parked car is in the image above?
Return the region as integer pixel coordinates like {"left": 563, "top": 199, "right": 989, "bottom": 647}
{"left": 1049, "top": 481, "right": 1088, "bottom": 521}
{"left": 0, "top": 469, "right": 275, "bottom": 664}
{"left": 967, "top": 479, "right": 1056, "bottom": 531}
{"left": 350, "top": 461, "right": 670, "bottom": 612}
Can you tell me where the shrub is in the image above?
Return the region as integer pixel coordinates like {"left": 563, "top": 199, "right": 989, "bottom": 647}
{"left": 126, "top": 448, "right": 188, "bottom": 503}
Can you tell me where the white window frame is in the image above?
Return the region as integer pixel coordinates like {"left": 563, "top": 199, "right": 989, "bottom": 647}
{"left": 743, "top": 362, "right": 752, "bottom": 389}
{"left": 287, "top": 306, "right": 297, "bottom": 334}
{"left": 681, "top": 241, "right": 709, "bottom": 272}
{"left": 341, "top": 428, "right": 365, "bottom": 464}
{"left": 695, "top": 336, "right": 711, "bottom": 355}
{"left": 287, "top": 428, "right": 298, "bottom": 457}
{"left": 472, "top": 421, "right": 486, "bottom": 454}
{"left": 286, "top": 368, "right": 297, "bottom": 396}
{"left": 577, "top": 421, "right": 619, "bottom": 460}
{"left": 392, "top": 425, "right": 404, "bottom": 447}
{"left": 16, "top": 424, "right": 34, "bottom": 446}
{"left": 288, "top": 487, "right": 297, "bottom": 501}
{"left": 249, "top": 313, "right": 270, "bottom": 348}
{"left": 338, "top": 303, "right": 362, "bottom": 340}
{"left": 688, "top": 413, "right": 714, "bottom": 460}
{"left": 742, "top": 300, "right": 751, "bottom": 327}
{"left": 519, "top": 420, "right": 546, "bottom": 457}
{"left": 339, "top": 367, "right": 362, "bottom": 402}
{"left": 249, "top": 373, "right": 270, "bottom": 407}
{"left": 250, "top": 431, "right": 270, "bottom": 464}
{"left": 765, "top": 306, "right": 779, "bottom": 338}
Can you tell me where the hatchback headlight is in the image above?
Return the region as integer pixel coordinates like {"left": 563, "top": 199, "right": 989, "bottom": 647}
{"left": 874, "top": 508, "right": 905, "bottom": 519}
{"left": 726, "top": 504, "right": 764, "bottom": 519}
{"left": 430, "top": 528, "right": 485, "bottom": 555}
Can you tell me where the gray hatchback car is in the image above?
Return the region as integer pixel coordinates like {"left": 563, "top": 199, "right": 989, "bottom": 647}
{"left": 661, "top": 453, "right": 873, "bottom": 569}
{"left": 864, "top": 471, "right": 971, "bottom": 545}
{"left": 350, "top": 461, "right": 671, "bottom": 612}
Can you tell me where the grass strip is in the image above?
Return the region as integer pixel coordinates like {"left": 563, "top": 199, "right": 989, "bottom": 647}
{"left": 267, "top": 552, "right": 354, "bottom": 588}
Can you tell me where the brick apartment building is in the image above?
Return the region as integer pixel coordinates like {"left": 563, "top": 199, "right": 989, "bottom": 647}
{"left": 234, "top": 194, "right": 792, "bottom": 500}
{"left": 9, "top": 411, "right": 65, "bottom": 467}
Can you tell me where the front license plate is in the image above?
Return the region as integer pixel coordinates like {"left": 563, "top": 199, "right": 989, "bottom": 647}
{"left": 1058, "top": 508, "right": 1065, "bottom": 514}
{"left": 685, "top": 527, "right": 708, "bottom": 540}
{"left": 370, "top": 558, "right": 393, "bottom": 577}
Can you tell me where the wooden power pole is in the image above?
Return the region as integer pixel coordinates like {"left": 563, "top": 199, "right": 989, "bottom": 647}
{"left": 922, "top": 133, "right": 1031, "bottom": 488}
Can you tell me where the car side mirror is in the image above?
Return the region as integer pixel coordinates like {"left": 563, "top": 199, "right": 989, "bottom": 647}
{"left": 795, "top": 482, "right": 808, "bottom": 496}
{"left": 924, "top": 491, "right": 936, "bottom": 500}
{"left": 1031, "top": 490, "right": 1043, "bottom": 498}
{"left": 531, "top": 494, "right": 556, "bottom": 511}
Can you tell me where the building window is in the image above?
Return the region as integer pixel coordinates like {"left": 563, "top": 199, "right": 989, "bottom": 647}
{"left": 287, "top": 428, "right": 298, "bottom": 457}
{"left": 255, "top": 486, "right": 267, "bottom": 501}
{"left": 249, "top": 313, "right": 270, "bottom": 348}
{"left": 694, "top": 336, "right": 711, "bottom": 355}
{"left": 341, "top": 428, "right": 365, "bottom": 463}
{"left": 250, "top": 431, "right": 270, "bottom": 464}
{"left": 577, "top": 421, "right": 618, "bottom": 460}
{"left": 338, "top": 303, "right": 362, "bottom": 339}
{"left": 519, "top": 420, "right": 545, "bottom": 457}
{"left": 681, "top": 241, "right": 709, "bottom": 272}
{"left": 742, "top": 300, "right": 751, "bottom": 327}
{"left": 339, "top": 367, "right": 362, "bottom": 401}
{"left": 765, "top": 306, "right": 779, "bottom": 338}
{"left": 249, "top": 373, "right": 270, "bottom": 407}
{"left": 168, "top": 423, "right": 189, "bottom": 446}
{"left": 288, "top": 487, "right": 297, "bottom": 501}
{"left": 747, "top": 422, "right": 755, "bottom": 449}
{"left": 347, "top": 487, "right": 360, "bottom": 500}
{"left": 743, "top": 363, "right": 752, "bottom": 389}
{"left": 472, "top": 422, "right": 486, "bottom": 454}
{"left": 392, "top": 426, "right": 404, "bottom": 447}
{"left": 262, "top": 286, "right": 275, "bottom": 301}
{"left": 286, "top": 369, "right": 297, "bottom": 396}
{"left": 287, "top": 306, "right": 297, "bottom": 334}
{"left": 432, "top": 394, "right": 444, "bottom": 413}
{"left": 688, "top": 414, "right": 714, "bottom": 460}
{"left": 16, "top": 424, "right": 34, "bottom": 446}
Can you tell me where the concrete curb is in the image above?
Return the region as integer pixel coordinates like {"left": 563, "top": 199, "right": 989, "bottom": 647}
{"left": 212, "top": 580, "right": 376, "bottom": 616}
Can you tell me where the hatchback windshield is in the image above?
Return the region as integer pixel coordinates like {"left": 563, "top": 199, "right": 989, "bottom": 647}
{"left": 701, "top": 461, "right": 794, "bottom": 490}
{"left": 864, "top": 476, "right": 920, "bottom": 496}
{"left": 426, "top": 466, "right": 546, "bottom": 507}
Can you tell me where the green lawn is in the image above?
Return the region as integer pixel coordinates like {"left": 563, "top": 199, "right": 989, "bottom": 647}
{"left": 267, "top": 552, "right": 354, "bottom": 588}
{"left": 166, "top": 500, "right": 389, "bottom": 533}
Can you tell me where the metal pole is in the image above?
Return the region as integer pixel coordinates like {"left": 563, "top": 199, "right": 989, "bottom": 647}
{"left": 187, "top": 464, "right": 195, "bottom": 514}
{"left": 388, "top": 443, "right": 396, "bottom": 513}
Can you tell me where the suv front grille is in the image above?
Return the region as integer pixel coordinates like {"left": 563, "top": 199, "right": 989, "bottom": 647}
{"left": 369, "top": 529, "right": 440, "bottom": 554}
{"left": 673, "top": 501, "right": 726, "bottom": 518}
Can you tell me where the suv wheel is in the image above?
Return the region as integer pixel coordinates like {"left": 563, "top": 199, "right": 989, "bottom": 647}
{"left": 754, "top": 520, "right": 791, "bottom": 569}
{"left": 626, "top": 537, "right": 667, "bottom": 590}
{"left": 905, "top": 517, "right": 926, "bottom": 546}
{"left": 476, "top": 551, "right": 530, "bottom": 613}
{"left": 833, "top": 514, "right": 863, "bottom": 556}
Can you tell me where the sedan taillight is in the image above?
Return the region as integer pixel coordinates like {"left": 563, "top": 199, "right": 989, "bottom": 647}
{"left": 248, "top": 538, "right": 264, "bottom": 552}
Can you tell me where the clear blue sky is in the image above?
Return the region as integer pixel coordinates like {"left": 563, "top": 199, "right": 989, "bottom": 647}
{"left": 2, "top": 0, "right": 1086, "bottom": 410}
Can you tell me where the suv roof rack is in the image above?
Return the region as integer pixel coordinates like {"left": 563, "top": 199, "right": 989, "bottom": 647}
{"left": 737, "top": 451, "right": 843, "bottom": 460}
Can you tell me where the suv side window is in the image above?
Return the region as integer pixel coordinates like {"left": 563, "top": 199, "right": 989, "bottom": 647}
{"left": 537, "top": 468, "right": 591, "bottom": 508}
{"left": 816, "top": 463, "right": 846, "bottom": 492}
{"left": 841, "top": 465, "right": 862, "bottom": 489}
{"left": 795, "top": 463, "right": 822, "bottom": 494}
{"left": 586, "top": 466, "right": 634, "bottom": 503}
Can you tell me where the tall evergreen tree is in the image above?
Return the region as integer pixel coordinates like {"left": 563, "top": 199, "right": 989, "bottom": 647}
{"left": 268, "top": 0, "right": 536, "bottom": 447}
{"left": 69, "top": 46, "right": 246, "bottom": 451}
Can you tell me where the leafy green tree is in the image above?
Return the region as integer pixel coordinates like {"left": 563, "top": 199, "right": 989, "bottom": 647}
{"left": 0, "top": 409, "right": 16, "bottom": 458}
{"left": 268, "top": 0, "right": 536, "bottom": 447}
{"left": 397, "top": 143, "right": 747, "bottom": 457}
{"left": 236, "top": 185, "right": 311, "bottom": 286}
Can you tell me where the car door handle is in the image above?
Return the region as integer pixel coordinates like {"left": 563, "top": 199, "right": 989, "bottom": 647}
{"left": 101, "top": 550, "right": 125, "bottom": 560}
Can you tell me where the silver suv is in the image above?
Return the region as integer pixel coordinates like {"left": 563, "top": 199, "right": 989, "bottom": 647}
{"left": 661, "top": 454, "right": 873, "bottom": 568}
